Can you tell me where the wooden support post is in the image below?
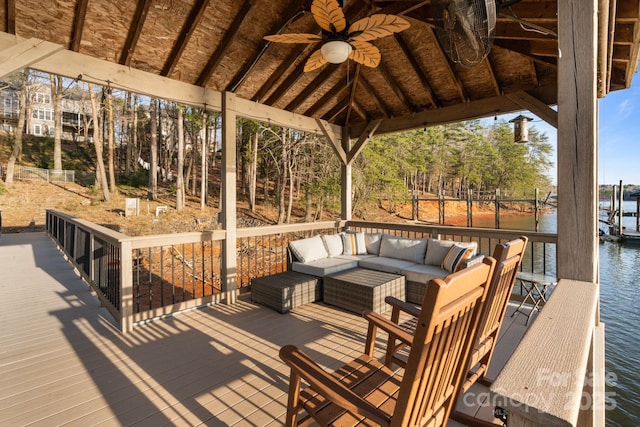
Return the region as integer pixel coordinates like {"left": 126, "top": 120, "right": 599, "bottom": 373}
{"left": 495, "top": 189, "right": 501, "bottom": 229}
{"left": 120, "top": 240, "right": 133, "bottom": 333}
{"left": 534, "top": 188, "right": 540, "bottom": 232}
{"left": 618, "top": 180, "right": 623, "bottom": 236}
{"left": 221, "top": 92, "right": 237, "bottom": 303}
{"left": 467, "top": 189, "right": 473, "bottom": 227}
{"left": 557, "top": 0, "right": 598, "bottom": 282}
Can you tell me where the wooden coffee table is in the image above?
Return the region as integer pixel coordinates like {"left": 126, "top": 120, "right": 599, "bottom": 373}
{"left": 323, "top": 268, "right": 405, "bottom": 314}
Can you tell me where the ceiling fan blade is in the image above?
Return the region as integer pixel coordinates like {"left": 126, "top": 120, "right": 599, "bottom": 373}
{"left": 263, "top": 33, "right": 322, "bottom": 43}
{"left": 348, "top": 41, "right": 381, "bottom": 68}
{"left": 304, "top": 49, "right": 329, "bottom": 72}
{"left": 311, "top": 0, "right": 347, "bottom": 33}
{"left": 348, "top": 14, "right": 410, "bottom": 42}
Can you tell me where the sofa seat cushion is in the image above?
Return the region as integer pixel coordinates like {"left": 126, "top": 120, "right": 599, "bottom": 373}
{"left": 358, "top": 256, "right": 417, "bottom": 274}
{"left": 334, "top": 254, "right": 377, "bottom": 262}
{"left": 291, "top": 258, "right": 358, "bottom": 277}
{"left": 400, "top": 263, "right": 449, "bottom": 284}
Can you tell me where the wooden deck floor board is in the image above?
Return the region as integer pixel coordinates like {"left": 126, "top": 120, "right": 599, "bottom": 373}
{"left": 0, "top": 232, "right": 528, "bottom": 426}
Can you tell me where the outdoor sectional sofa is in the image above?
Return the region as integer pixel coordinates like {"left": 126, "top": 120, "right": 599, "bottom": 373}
{"left": 287, "top": 231, "right": 479, "bottom": 305}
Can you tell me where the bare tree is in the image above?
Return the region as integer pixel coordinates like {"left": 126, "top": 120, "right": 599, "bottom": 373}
{"left": 176, "top": 106, "right": 185, "bottom": 210}
{"left": 50, "top": 74, "right": 63, "bottom": 171}
{"left": 200, "top": 110, "right": 208, "bottom": 209}
{"left": 87, "top": 83, "right": 110, "bottom": 202}
{"left": 132, "top": 94, "right": 139, "bottom": 171}
{"left": 148, "top": 98, "right": 158, "bottom": 200}
{"left": 106, "top": 87, "right": 117, "bottom": 194}
{"left": 4, "top": 69, "right": 28, "bottom": 184}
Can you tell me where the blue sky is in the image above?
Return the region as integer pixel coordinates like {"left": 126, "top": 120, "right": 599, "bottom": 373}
{"left": 488, "top": 73, "right": 640, "bottom": 187}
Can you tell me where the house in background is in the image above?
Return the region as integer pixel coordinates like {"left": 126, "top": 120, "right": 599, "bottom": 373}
{"left": 0, "top": 79, "right": 91, "bottom": 142}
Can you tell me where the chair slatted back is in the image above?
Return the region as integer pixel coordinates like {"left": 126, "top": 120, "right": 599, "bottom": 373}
{"left": 391, "top": 257, "right": 496, "bottom": 427}
{"left": 462, "top": 236, "right": 528, "bottom": 391}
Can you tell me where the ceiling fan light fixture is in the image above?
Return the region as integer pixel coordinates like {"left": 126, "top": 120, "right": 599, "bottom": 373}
{"left": 321, "top": 40, "right": 352, "bottom": 64}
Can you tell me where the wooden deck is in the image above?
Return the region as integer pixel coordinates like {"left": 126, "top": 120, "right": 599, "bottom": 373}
{"left": 0, "top": 232, "right": 531, "bottom": 426}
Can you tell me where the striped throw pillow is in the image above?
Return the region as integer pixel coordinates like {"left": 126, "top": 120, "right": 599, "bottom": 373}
{"left": 342, "top": 231, "right": 367, "bottom": 255}
{"left": 441, "top": 245, "right": 474, "bottom": 273}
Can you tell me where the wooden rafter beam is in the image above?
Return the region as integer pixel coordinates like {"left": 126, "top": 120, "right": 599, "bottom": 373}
{"left": 345, "top": 65, "right": 361, "bottom": 125}
{"left": 162, "top": 0, "right": 210, "bottom": 77}
{"left": 119, "top": 0, "right": 153, "bottom": 66}
{"left": 323, "top": 97, "right": 350, "bottom": 124}
{"left": 486, "top": 57, "right": 502, "bottom": 97}
{"left": 264, "top": 50, "right": 313, "bottom": 105}
{"left": 376, "top": 60, "right": 415, "bottom": 114}
{"left": 5, "top": 0, "right": 15, "bottom": 34}
{"left": 429, "top": 29, "right": 468, "bottom": 102}
{"left": 227, "top": 0, "right": 313, "bottom": 93}
{"left": 304, "top": 75, "right": 352, "bottom": 117}
{"left": 0, "top": 38, "right": 63, "bottom": 79}
{"left": 253, "top": 43, "right": 310, "bottom": 103}
{"left": 393, "top": 33, "right": 439, "bottom": 108}
{"left": 347, "top": 119, "right": 381, "bottom": 164}
{"left": 349, "top": 99, "right": 369, "bottom": 122}
{"left": 70, "top": 0, "right": 89, "bottom": 52}
{"left": 494, "top": 21, "right": 557, "bottom": 41}
{"left": 196, "top": 0, "right": 253, "bottom": 87}
{"left": 505, "top": 90, "right": 558, "bottom": 128}
{"left": 348, "top": 84, "right": 557, "bottom": 138}
{"left": 317, "top": 118, "right": 347, "bottom": 165}
{"left": 493, "top": 40, "right": 558, "bottom": 66}
{"left": 358, "top": 74, "right": 392, "bottom": 118}
{"left": 285, "top": 64, "right": 340, "bottom": 112}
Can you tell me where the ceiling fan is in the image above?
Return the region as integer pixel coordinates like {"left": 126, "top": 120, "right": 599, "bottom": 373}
{"left": 431, "top": 0, "right": 497, "bottom": 67}
{"left": 264, "top": 0, "right": 410, "bottom": 72}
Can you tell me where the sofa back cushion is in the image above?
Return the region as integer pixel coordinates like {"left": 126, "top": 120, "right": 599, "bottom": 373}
{"left": 424, "top": 239, "right": 456, "bottom": 266}
{"left": 289, "top": 235, "right": 329, "bottom": 263}
{"left": 364, "top": 233, "right": 383, "bottom": 255}
{"left": 341, "top": 231, "right": 367, "bottom": 255}
{"left": 379, "top": 235, "right": 428, "bottom": 264}
{"left": 322, "top": 234, "right": 344, "bottom": 257}
{"left": 424, "top": 239, "right": 478, "bottom": 266}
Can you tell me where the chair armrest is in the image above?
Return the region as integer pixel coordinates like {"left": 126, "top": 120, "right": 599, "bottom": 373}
{"left": 363, "top": 311, "right": 414, "bottom": 346}
{"left": 384, "top": 296, "right": 421, "bottom": 318}
{"left": 279, "top": 345, "right": 391, "bottom": 425}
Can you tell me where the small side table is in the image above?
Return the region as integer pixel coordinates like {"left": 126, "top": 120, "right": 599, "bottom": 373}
{"left": 511, "top": 272, "right": 557, "bottom": 325}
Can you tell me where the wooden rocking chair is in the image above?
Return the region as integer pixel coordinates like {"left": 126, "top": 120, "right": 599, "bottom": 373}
{"left": 377, "top": 236, "right": 528, "bottom": 393}
{"left": 278, "top": 257, "right": 496, "bottom": 427}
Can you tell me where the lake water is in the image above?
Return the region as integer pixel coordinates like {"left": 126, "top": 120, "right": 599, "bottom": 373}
{"left": 469, "top": 202, "right": 640, "bottom": 426}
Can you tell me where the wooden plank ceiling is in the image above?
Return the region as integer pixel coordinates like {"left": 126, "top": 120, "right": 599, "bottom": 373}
{"left": 2, "top": 0, "right": 639, "bottom": 134}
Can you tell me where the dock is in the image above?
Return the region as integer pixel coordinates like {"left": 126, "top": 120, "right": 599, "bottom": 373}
{"left": 0, "top": 231, "right": 531, "bottom": 426}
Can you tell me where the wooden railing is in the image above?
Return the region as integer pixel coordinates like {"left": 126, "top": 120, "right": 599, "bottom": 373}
{"left": 46, "top": 211, "right": 558, "bottom": 332}
{"left": 490, "top": 279, "right": 604, "bottom": 427}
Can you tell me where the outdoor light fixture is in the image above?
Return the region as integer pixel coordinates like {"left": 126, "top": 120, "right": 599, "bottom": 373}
{"left": 321, "top": 40, "right": 353, "bottom": 64}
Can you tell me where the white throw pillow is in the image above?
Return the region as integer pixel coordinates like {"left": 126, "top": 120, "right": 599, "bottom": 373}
{"left": 342, "top": 231, "right": 367, "bottom": 255}
{"left": 379, "top": 235, "right": 428, "bottom": 264}
{"left": 289, "top": 235, "right": 329, "bottom": 263}
{"left": 322, "top": 234, "right": 344, "bottom": 257}
{"left": 424, "top": 239, "right": 455, "bottom": 266}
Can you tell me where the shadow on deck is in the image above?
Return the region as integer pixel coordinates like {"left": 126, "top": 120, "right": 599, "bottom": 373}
{"left": 0, "top": 232, "right": 531, "bottom": 426}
